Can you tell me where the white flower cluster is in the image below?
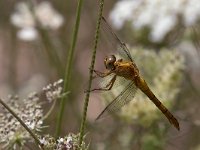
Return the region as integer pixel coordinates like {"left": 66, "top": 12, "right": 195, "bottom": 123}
{"left": 57, "top": 136, "right": 74, "bottom": 150}
{"left": 10, "top": 1, "right": 64, "bottom": 41}
{"left": 43, "top": 79, "right": 63, "bottom": 103}
{"left": 39, "top": 133, "right": 88, "bottom": 150}
{"left": 0, "top": 93, "right": 43, "bottom": 148}
{"left": 0, "top": 79, "right": 64, "bottom": 149}
{"left": 110, "top": 0, "right": 200, "bottom": 42}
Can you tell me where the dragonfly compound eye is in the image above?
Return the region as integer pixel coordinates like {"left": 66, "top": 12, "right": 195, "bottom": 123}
{"left": 104, "top": 55, "right": 116, "bottom": 70}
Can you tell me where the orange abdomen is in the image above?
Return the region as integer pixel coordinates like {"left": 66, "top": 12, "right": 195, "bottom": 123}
{"left": 135, "top": 76, "right": 180, "bottom": 130}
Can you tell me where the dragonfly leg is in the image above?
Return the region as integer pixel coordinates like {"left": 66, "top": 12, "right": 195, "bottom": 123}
{"left": 93, "top": 70, "right": 112, "bottom": 78}
{"left": 88, "top": 75, "right": 116, "bottom": 92}
{"left": 89, "top": 68, "right": 111, "bottom": 79}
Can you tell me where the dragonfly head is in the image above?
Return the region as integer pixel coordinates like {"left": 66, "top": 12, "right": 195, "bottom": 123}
{"left": 104, "top": 55, "right": 116, "bottom": 71}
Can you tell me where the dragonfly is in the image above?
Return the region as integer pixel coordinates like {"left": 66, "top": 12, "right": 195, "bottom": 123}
{"left": 90, "top": 17, "right": 180, "bottom": 131}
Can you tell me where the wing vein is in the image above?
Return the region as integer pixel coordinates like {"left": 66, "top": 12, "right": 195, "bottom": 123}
{"left": 101, "top": 16, "right": 134, "bottom": 62}
{"left": 96, "top": 81, "right": 137, "bottom": 120}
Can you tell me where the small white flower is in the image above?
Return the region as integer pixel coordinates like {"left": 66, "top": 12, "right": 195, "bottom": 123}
{"left": 183, "top": 0, "right": 200, "bottom": 26}
{"left": 150, "top": 15, "right": 177, "bottom": 42}
{"left": 40, "top": 137, "right": 47, "bottom": 145}
{"left": 57, "top": 137, "right": 64, "bottom": 143}
{"left": 110, "top": 0, "right": 200, "bottom": 42}
{"left": 109, "top": 0, "right": 140, "bottom": 29}
{"left": 66, "top": 136, "right": 73, "bottom": 144}
{"left": 10, "top": 1, "right": 64, "bottom": 41}
{"left": 35, "top": 1, "right": 64, "bottom": 29}
{"left": 10, "top": 2, "right": 34, "bottom": 28}
{"left": 17, "top": 27, "right": 38, "bottom": 41}
{"left": 43, "top": 79, "right": 64, "bottom": 102}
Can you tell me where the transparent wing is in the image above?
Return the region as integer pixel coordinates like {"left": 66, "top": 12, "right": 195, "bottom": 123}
{"left": 96, "top": 81, "right": 137, "bottom": 120}
{"left": 101, "top": 16, "right": 134, "bottom": 62}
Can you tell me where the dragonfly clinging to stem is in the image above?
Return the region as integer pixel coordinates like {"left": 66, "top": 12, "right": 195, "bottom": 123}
{"left": 90, "top": 17, "right": 180, "bottom": 131}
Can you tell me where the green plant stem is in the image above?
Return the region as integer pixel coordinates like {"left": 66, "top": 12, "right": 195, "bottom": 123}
{"left": 55, "top": 0, "right": 84, "bottom": 136}
{"left": 0, "top": 98, "right": 44, "bottom": 150}
{"left": 78, "top": 0, "right": 105, "bottom": 147}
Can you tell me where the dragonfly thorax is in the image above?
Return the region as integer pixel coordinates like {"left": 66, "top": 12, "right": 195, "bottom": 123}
{"left": 104, "top": 55, "right": 116, "bottom": 71}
